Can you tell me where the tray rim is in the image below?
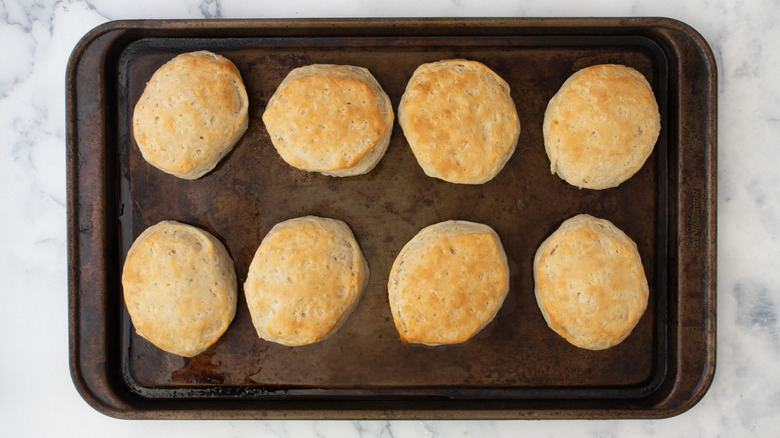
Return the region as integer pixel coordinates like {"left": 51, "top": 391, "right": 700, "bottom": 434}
{"left": 67, "top": 16, "right": 716, "bottom": 420}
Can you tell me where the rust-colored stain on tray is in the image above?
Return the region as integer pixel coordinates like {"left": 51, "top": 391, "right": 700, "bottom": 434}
{"left": 67, "top": 18, "right": 716, "bottom": 420}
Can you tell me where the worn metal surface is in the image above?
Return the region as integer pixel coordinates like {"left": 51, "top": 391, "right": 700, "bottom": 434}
{"left": 67, "top": 17, "right": 716, "bottom": 419}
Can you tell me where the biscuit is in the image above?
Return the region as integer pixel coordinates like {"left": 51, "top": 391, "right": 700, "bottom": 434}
{"left": 398, "top": 59, "right": 521, "bottom": 184}
{"left": 543, "top": 64, "right": 661, "bottom": 189}
{"left": 533, "top": 214, "right": 649, "bottom": 350}
{"left": 121, "top": 221, "right": 238, "bottom": 357}
{"left": 388, "top": 220, "right": 510, "bottom": 345}
{"left": 132, "top": 51, "right": 249, "bottom": 179}
{"left": 262, "top": 64, "right": 394, "bottom": 177}
{"left": 243, "top": 216, "right": 369, "bottom": 346}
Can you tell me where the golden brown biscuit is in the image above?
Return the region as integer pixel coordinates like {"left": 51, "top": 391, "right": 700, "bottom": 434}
{"left": 533, "top": 214, "right": 649, "bottom": 350}
{"left": 543, "top": 64, "right": 661, "bottom": 189}
{"left": 388, "top": 220, "right": 510, "bottom": 345}
{"left": 132, "top": 51, "right": 249, "bottom": 179}
{"left": 398, "top": 59, "right": 521, "bottom": 184}
{"left": 262, "top": 64, "right": 394, "bottom": 177}
{"left": 243, "top": 216, "right": 369, "bottom": 346}
{"left": 121, "top": 221, "right": 237, "bottom": 357}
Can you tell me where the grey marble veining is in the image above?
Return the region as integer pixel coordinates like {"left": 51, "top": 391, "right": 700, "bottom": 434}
{"left": 2, "top": 0, "right": 779, "bottom": 436}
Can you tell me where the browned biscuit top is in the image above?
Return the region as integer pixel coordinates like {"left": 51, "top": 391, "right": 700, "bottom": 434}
{"left": 543, "top": 64, "right": 660, "bottom": 189}
{"left": 121, "top": 221, "right": 238, "bottom": 357}
{"left": 132, "top": 51, "right": 249, "bottom": 179}
{"left": 388, "top": 220, "right": 509, "bottom": 345}
{"left": 533, "top": 214, "right": 649, "bottom": 350}
{"left": 398, "top": 59, "right": 521, "bottom": 184}
{"left": 262, "top": 64, "right": 393, "bottom": 176}
{"left": 243, "top": 216, "right": 369, "bottom": 346}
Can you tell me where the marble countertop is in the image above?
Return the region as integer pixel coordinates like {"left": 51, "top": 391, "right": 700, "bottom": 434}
{"left": 2, "top": 0, "right": 778, "bottom": 436}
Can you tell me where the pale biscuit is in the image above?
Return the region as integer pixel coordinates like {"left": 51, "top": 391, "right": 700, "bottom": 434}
{"left": 533, "top": 214, "right": 649, "bottom": 350}
{"left": 398, "top": 59, "right": 521, "bottom": 184}
{"left": 243, "top": 216, "right": 369, "bottom": 346}
{"left": 121, "top": 221, "right": 238, "bottom": 357}
{"left": 262, "top": 64, "right": 394, "bottom": 177}
{"left": 388, "top": 220, "right": 510, "bottom": 345}
{"left": 543, "top": 64, "right": 661, "bottom": 189}
{"left": 132, "top": 51, "right": 249, "bottom": 179}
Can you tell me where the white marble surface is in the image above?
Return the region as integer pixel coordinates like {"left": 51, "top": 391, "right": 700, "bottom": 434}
{"left": 1, "top": 0, "right": 778, "bottom": 436}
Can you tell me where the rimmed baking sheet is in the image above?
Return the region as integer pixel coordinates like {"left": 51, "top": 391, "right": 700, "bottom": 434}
{"left": 67, "top": 17, "right": 716, "bottom": 419}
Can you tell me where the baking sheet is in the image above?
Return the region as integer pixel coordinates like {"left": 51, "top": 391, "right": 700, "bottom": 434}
{"left": 67, "top": 17, "right": 716, "bottom": 419}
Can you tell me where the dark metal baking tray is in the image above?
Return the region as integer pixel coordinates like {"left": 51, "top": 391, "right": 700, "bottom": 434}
{"left": 67, "top": 17, "right": 716, "bottom": 420}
